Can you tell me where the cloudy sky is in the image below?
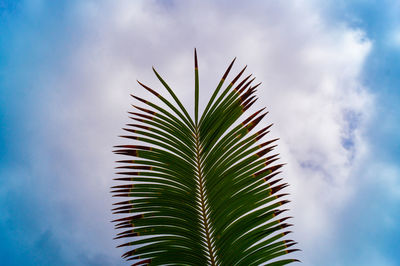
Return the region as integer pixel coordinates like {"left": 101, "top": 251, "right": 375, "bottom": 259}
{"left": 1, "top": 0, "right": 399, "bottom": 265}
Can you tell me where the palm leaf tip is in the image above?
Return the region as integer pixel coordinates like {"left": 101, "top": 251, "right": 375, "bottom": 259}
{"left": 222, "top": 57, "right": 236, "bottom": 81}
{"left": 231, "top": 65, "right": 247, "bottom": 86}
{"left": 194, "top": 48, "right": 198, "bottom": 70}
{"left": 112, "top": 50, "right": 298, "bottom": 265}
{"left": 194, "top": 48, "right": 200, "bottom": 124}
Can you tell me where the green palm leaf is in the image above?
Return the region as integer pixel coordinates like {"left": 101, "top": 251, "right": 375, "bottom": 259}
{"left": 112, "top": 49, "right": 299, "bottom": 265}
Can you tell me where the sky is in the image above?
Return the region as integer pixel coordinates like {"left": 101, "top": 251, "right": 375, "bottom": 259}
{"left": 0, "top": 0, "right": 399, "bottom": 265}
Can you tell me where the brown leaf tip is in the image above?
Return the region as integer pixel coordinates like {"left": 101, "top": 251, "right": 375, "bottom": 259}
{"left": 137, "top": 80, "right": 160, "bottom": 97}
{"left": 222, "top": 57, "right": 236, "bottom": 80}
{"left": 230, "top": 65, "right": 247, "bottom": 86}
{"left": 194, "top": 48, "right": 198, "bottom": 69}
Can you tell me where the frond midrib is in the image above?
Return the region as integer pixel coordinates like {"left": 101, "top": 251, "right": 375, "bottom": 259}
{"left": 194, "top": 126, "right": 218, "bottom": 265}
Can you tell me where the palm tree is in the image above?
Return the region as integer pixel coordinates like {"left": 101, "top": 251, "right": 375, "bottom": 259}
{"left": 112, "top": 49, "right": 299, "bottom": 265}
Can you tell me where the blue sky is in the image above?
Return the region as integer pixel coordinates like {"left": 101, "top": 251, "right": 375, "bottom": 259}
{"left": 330, "top": 0, "right": 400, "bottom": 160}
{"left": 322, "top": 1, "right": 400, "bottom": 265}
{"left": 1, "top": 1, "right": 399, "bottom": 265}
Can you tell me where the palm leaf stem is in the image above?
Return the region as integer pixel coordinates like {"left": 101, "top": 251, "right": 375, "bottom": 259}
{"left": 194, "top": 126, "right": 217, "bottom": 265}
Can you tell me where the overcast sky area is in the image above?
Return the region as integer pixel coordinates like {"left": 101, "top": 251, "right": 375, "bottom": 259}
{"left": 1, "top": 0, "right": 399, "bottom": 265}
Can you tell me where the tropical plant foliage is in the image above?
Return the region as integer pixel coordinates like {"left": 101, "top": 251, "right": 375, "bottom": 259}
{"left": 112, "top": 49, "right": 299, "bottom": 265}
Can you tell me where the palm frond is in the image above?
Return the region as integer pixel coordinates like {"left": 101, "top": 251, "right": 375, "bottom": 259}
{"left": 112, "top": 49, "right": 299, "bottom": 265}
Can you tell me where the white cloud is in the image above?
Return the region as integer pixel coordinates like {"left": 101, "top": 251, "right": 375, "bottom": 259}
{"left": 36, "top": 0, "right": 373, "bottom": 264}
